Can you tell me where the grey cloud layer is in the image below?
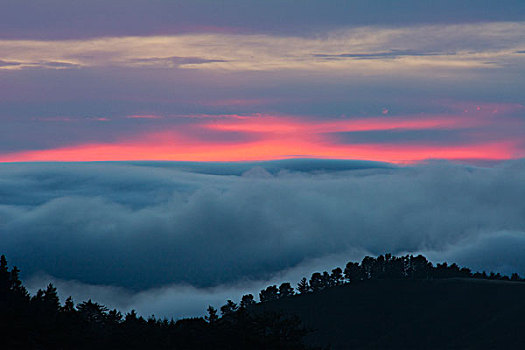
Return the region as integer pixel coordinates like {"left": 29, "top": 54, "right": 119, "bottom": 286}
{"left": 1, "top": 161, "right": 525, "bottom": 293}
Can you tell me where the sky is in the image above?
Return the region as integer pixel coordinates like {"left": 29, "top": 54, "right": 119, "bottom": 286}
{"left": 1, "top": 1, "right": 525, "bottom": 318}
{"left": 0, "top": 0, "right": 524, "bottom": 163}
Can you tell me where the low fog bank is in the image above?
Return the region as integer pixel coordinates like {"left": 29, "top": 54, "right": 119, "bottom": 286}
{"left": 24, "top": 249, "right": 368, "bottom": 319}
{"left": 2, "top": 159, "right": 525, "bottom": 316}
{"left": 24, "top": 236, "right": 525, "bottom": 319}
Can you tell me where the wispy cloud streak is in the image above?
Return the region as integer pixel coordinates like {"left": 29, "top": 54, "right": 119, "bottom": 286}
{"left": 0, "top": 22, "right": 523, "bottom": 74}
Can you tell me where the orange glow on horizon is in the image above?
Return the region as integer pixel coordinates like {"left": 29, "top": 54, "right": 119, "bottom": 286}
{"left": 0, "top": 138, "right": 519, "bottom": 164}
{"left": 0, "top": 142, "right": 514, "bottom": 163}
{"left": 0, "top": 113, "right": 522, "bottom": 164}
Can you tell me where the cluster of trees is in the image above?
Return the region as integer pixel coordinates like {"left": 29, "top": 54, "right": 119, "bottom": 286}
{"left": 236, "top": 254, "right": 523, "bottom": 307}
{"left": 0, "top": 255, "right": 319, "bottom": 349}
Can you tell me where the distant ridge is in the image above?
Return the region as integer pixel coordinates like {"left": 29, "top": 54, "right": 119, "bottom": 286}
{"left": 127, "top": 158, "right": 395, "bottom": 175}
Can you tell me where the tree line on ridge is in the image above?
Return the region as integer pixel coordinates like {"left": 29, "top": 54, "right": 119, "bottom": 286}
{"left": 1, "top": 253, "right": 522, "bottom": 349}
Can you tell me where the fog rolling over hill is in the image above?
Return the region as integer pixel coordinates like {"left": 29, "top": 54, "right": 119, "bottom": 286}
{"left": 1, "top": 159, "right": 525, "bottom": 318}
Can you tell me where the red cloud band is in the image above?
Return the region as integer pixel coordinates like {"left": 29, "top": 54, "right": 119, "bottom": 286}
{"left": 1, "top": 110, "right": 523, "bottom": 163}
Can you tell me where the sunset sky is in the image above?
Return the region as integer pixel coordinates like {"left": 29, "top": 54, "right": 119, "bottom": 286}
{"left": 1, "top": 0, "right": 524, "bottom": 163}
{"left": 2, "top": 1, "right": 525, "bottom": 319}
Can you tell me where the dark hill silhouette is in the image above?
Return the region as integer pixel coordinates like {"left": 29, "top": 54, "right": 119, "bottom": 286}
{"left": 2, "top": 252, "right": 525, "bottom": 349}
{"left": 256, "top": 278, "right": 525, "bottom": 349}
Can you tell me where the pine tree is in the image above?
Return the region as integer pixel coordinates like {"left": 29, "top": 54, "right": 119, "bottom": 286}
{"left": 297, "top": 278, "right": 311, "bottom": 294}
{"left": 43, "top": 283, "right": 60, "bottom": 312}
{"left": 77, "top": 299, "right": 108, "bottom": 325}
{"left": 0, "top": 255, "right": 9, "bottom": 292}
{"left": 205, "top": 306, "right": 218, "bottom": 324}
{"left": 62, "top": 296, "right": 75, "bottom": 313}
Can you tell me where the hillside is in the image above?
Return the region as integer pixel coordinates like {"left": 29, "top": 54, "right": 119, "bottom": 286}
{"left": 256, "top": 278, "right": 525, "bottom": 349}
{"left": 3, "top": 253, "right": 525, "bottom": 349}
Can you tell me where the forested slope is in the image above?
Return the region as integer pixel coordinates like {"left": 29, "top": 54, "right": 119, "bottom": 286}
{"left": 257, "top": 278, "right": 525, "bottom": 349}
{"left": 2, "top": 253, "right": 525, "bottom": 349}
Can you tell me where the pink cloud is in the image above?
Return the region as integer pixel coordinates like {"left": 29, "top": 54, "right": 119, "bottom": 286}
{"left": 1, "top": 107, "right": 524, "bottom": 164}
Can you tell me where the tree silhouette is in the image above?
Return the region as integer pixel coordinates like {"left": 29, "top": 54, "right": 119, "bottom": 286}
{"left": 220, "top": 300, "right": 238, "bottom": 316}
{"left": 77, "top": 299, "right": 109, "bottom": 325}
{"left": 205, "top": 305, "right": 218, "bottom": 324}
{"left": 240, "top": 294, "right": 255, "bottom": 309}
{"left": 259, "top": 285, "right": 279, "bottom": 302}
{"left": 279, "top": 282, "right": 295, "bottom": 298}
{"left": 344, "top": 262, "right": 365, "bottom": 282}
{"left": 297, "top": 278, "right": 311, "bottom": 294}
{"left": 107, "top": 309, "right": 123, "bottom": 324}
{"left": 409, "top": 255, "right": 433, "bottom": 279}
{"left": 0, "top": 255, "right": 8, "bottom": 277}
{"left": 62, "top": 296, "right": 75, "bottom": 313}
{"left": 322, "top": 271, "right": 331, "bottom": 287}
{"left": 43, "top": 284, "right": 60, "bottom": 311}
{"left": 330, "top": 267, "right": 344, "bottom": 286}
{"left": 309, "top": 272, "right": 325, "bottom": 292}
